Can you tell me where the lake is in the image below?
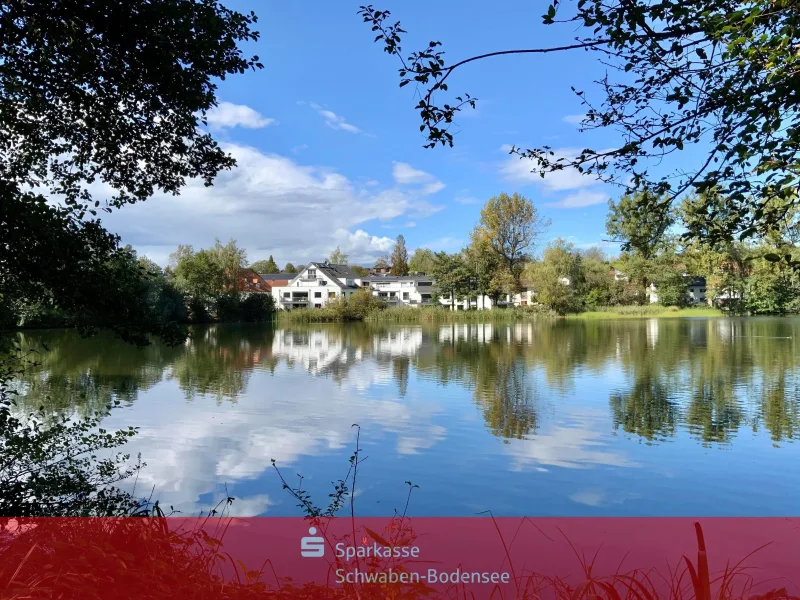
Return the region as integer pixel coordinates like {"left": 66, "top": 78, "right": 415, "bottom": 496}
{"left": 10, "top": 317, "right": 800, "bottom": 517}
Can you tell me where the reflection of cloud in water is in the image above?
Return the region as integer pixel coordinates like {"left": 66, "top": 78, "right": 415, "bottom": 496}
{"left": 505, "top": 412, "right": 636, "bottom": 471}
{"left": 110, "top": 367, "right": 447, "bottom": 513}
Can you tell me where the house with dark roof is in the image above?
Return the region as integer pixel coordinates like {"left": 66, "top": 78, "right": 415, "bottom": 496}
{"left": 270, "top": 262, "right": 366, "bottom": 310}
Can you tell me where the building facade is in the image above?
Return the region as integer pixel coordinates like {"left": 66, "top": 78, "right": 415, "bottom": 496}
{"left": 271, "top": 262, "right": 364, "bottom": 310}
{"left": 365, "top": 275, "right": 436, "bottom": 306}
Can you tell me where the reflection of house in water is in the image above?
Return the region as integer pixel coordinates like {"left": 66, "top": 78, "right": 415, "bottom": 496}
{"left": 647, "top": 319, "right": 659, "bottom": 348}
{"left": 437, "top": 323, "right": 536, "bottom": 345}
{"left": 371, "top": 328, "right": 424, "bottom": 357}
{"left": 271, "top": 329, "right": 359, "bottom": 376}
{"left": 688, "top": 320, "right": 708, "bottom": 348}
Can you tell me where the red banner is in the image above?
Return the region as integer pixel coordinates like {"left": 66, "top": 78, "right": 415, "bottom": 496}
{"left": 1, "top": 517, "right": 798, "bottom": 599}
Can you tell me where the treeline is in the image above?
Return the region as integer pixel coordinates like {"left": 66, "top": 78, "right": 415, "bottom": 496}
{"left": 397, "top": 190, "right": 800, "bottom": 316}
{"left": 1, "top": 239, "right": 277, "bottom": 332}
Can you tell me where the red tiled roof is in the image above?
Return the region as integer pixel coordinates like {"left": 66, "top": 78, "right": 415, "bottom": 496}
{"left": 237, "top": 268, "right": 272, "bottom": 293}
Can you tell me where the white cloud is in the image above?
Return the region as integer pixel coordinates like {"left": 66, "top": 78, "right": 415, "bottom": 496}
{"left": 307, "top": 102, "right": 369, "bottom": 135}
{"left": 392, "top": 162, "right": 445, "bottom": 196}
{"left": 102, "top": 144, "right": 444, "bottom": 265}
{"left": 455, "top": 196, "right": 480, "bottom": 205}
{"left": 562, "top": 114, "right": 585, "bottom": 125}
{"left": 544, "top": 190, "right": 609, "bottom": 208}
{"left": 403, "top": 221, "right": 417, "bottom": 228}
{"left": 291, "top": 144, "right": 308, "bottom": 154}
{"left": 205, "top": 102, "right": 275, "bottom": 130}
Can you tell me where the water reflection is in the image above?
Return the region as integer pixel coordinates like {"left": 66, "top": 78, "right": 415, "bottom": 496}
{"left": 9, "top": 318, "right": 800, "bottom": 515}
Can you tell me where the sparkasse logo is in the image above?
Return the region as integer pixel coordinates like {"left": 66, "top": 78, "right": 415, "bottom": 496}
{"left": 300, "top": 527, "right": 325, "bottom": 558}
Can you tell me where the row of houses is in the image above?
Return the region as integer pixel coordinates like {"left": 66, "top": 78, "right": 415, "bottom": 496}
{"left": 238, "top": 261, "right": 712, "bottom": 310}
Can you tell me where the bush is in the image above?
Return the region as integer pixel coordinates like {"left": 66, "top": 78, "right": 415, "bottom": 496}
{"left": 187, "top": 296, "right": 212, "bottom": 323}
{"left": 240, "top": 293, "right": 274, "bottom": 322}
{"left": 0, "top": 348, "right": 144, "bottom": 516}
{"left": 347, "top": 288, "right": 386, "bottom": 319}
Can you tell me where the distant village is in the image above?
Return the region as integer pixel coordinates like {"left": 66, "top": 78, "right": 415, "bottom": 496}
{"left": 238, "top": 259, "right": 710, "bottom": 311}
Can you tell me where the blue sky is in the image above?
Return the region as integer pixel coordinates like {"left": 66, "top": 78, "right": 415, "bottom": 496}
{"left": 107, "top": 0, "right": 631, "bottom": 267}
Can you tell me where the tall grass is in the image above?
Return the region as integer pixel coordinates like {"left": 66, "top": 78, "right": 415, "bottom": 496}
{"left": 277, "top": 304, "right": 723, "bottom": 324}
{"left": 364, "top": 306, "right": 555, "bottom": 323}
{"left": 571, "top": 306, "right": 723, "bottom": 320}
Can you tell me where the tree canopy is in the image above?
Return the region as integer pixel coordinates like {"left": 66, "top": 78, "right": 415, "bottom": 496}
{"left": 359, "top": 1, "right": 800, "bottom": 250}
{"left": 251, "top": 256, "right": 279, "bottom": 274}
{"left": 390, "top": 235, "right": 409, "bottom": 275}
{"left": 327, "top": 246, "right": 349, "bottom": 264}
{"left": 1, "top": 0, "right": 261, "bottom": 345}
{"left": 408, "top": 248, "right": 438, "bottom": 273}
{"left": 476, "top": 192, "right": 549, "bottom": 282}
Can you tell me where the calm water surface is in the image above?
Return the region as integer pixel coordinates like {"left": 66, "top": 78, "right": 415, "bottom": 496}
{"left": 11, "top": 318, "right": 800, "bottom": 516}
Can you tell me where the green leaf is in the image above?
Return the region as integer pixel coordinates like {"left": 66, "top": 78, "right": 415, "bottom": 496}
{"left": 763, "top": 253, "right": 780, "bottom": 262}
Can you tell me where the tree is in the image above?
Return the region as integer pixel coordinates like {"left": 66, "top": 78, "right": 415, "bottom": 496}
{"left": 349, "top": 265, "right": 370, "bottom": 277}
{"left": 327, "top": 246, "right": 349, "bottom": 265}
{"left": 431, "top": 252, "right": 470, "bottom": 310}
{"left": 360, "top": 2, "right": 800, "bottom": 246}
{"left": 580, "top": 247, "right": 615, "bottom": 308}
{"left": 390, "top": 235, "right": 409, "bottom": 276}
{"left": 525, "top": 239, "right": 585, "bottom": 315}
{"left": 1, "top": 0, "right": 261, "bottom": 346}
{"left": 374, "top": 256, "right": 390, "bottom": 270}
{"left": 476, "top": 192, "right": 550, "bottom": 283}
{"left": 606, "top": 190, "right": 674, "bottom": 262}
{"left": 283, "top": 263, "right": 298, "bottom": 273}
{"left": 408, "top": 248, "right": 437, "bottom": 273}
{"left": 212, "top": 238, "right": 247, "bottom": 293}
{"left": 465, "top": 230, "right": 503, "bottom": 309}
{"left": 251, "top": 256, "right": 279, "bottom": 274}
{"left": 607, "top": 190, "right": 675, "bottom": 298}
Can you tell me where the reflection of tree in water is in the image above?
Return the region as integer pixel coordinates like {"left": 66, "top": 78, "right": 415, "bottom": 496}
{"left": 10, "top": 330, "right": 182, "bottom": 416}
{"left": 610, "top": 378, "right": 678, "bottom": 442}
{"left": 434, "top": 329, "right": 540, "bottom": 440}
{"left": 9, "top": 317, "right": 800, "bottom": 446}
{"left": 475, "top": 357, "right": 538, "bottom": 439}
{"left": 170, "top": 325, "right": 276, "bottom": 402}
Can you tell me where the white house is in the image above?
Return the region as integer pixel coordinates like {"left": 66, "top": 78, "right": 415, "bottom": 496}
{"left": 647, "top": 276, "right": 707, "bottom": 304}
{"left": 365, "top": 275, "right": 437, "bottom": 306}
{"left": 271, "top": 262, "right": 364, "bottom": 310}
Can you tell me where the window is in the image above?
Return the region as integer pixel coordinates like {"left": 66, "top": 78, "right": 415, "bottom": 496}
{"left": 314, "top": 291, "right": 322, "bottom": 298}
{"left": 402, "top": 292, "right": 409, "bottom": 300}
{"left": 329, "top": 292, "right": 336, "bottom": 299}
{"left": 283, "top": 292, "right": 290, "bottom": 298}
{"left": 307, "top": 268, "right": 316, "bottom": 278}
{"left": 314, "top": 304, "right": 321, "bottom": 308}
{"left": 700, "top": 288, "right": 706, "bottom": 293}
{"left": 417, "top": 281, "right": 432, "bottom": 287}
{"left": 421, "top": 294, "right": 431, "bottom": 302}
{"left": 389, "top": 292, "right": 396, "bottom": 297}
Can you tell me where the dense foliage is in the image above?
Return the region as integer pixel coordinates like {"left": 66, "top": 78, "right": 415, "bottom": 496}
{"left": 1, "top": 0, "right": 261, "bottom": 345}
{"left": 0, "top": 347, "right": 144, "bottom": 516}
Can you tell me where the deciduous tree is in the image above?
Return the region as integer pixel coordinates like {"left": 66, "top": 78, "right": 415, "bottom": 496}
{"left": 477, "top": 192, "right": 550, "bottom": 282}
{"left": 1, "top": 0, "right": 262, "bottom": 345}
{"left": 251, "top": 256, "right": 279, "bottom": 274}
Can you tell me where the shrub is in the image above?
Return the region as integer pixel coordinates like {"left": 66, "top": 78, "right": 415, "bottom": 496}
{"left": 240, "top": 294, "right": 274, "bottom": 322}
{"left": 0, "top": 348, "right": 144, "bottom": 516}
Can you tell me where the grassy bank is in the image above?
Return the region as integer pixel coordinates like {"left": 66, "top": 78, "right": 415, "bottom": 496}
{"left": 568, "top": 305, "right": 724, "bottom": 319}
{"left": 278, "top": 304, "right": 726, "bottom": 324}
